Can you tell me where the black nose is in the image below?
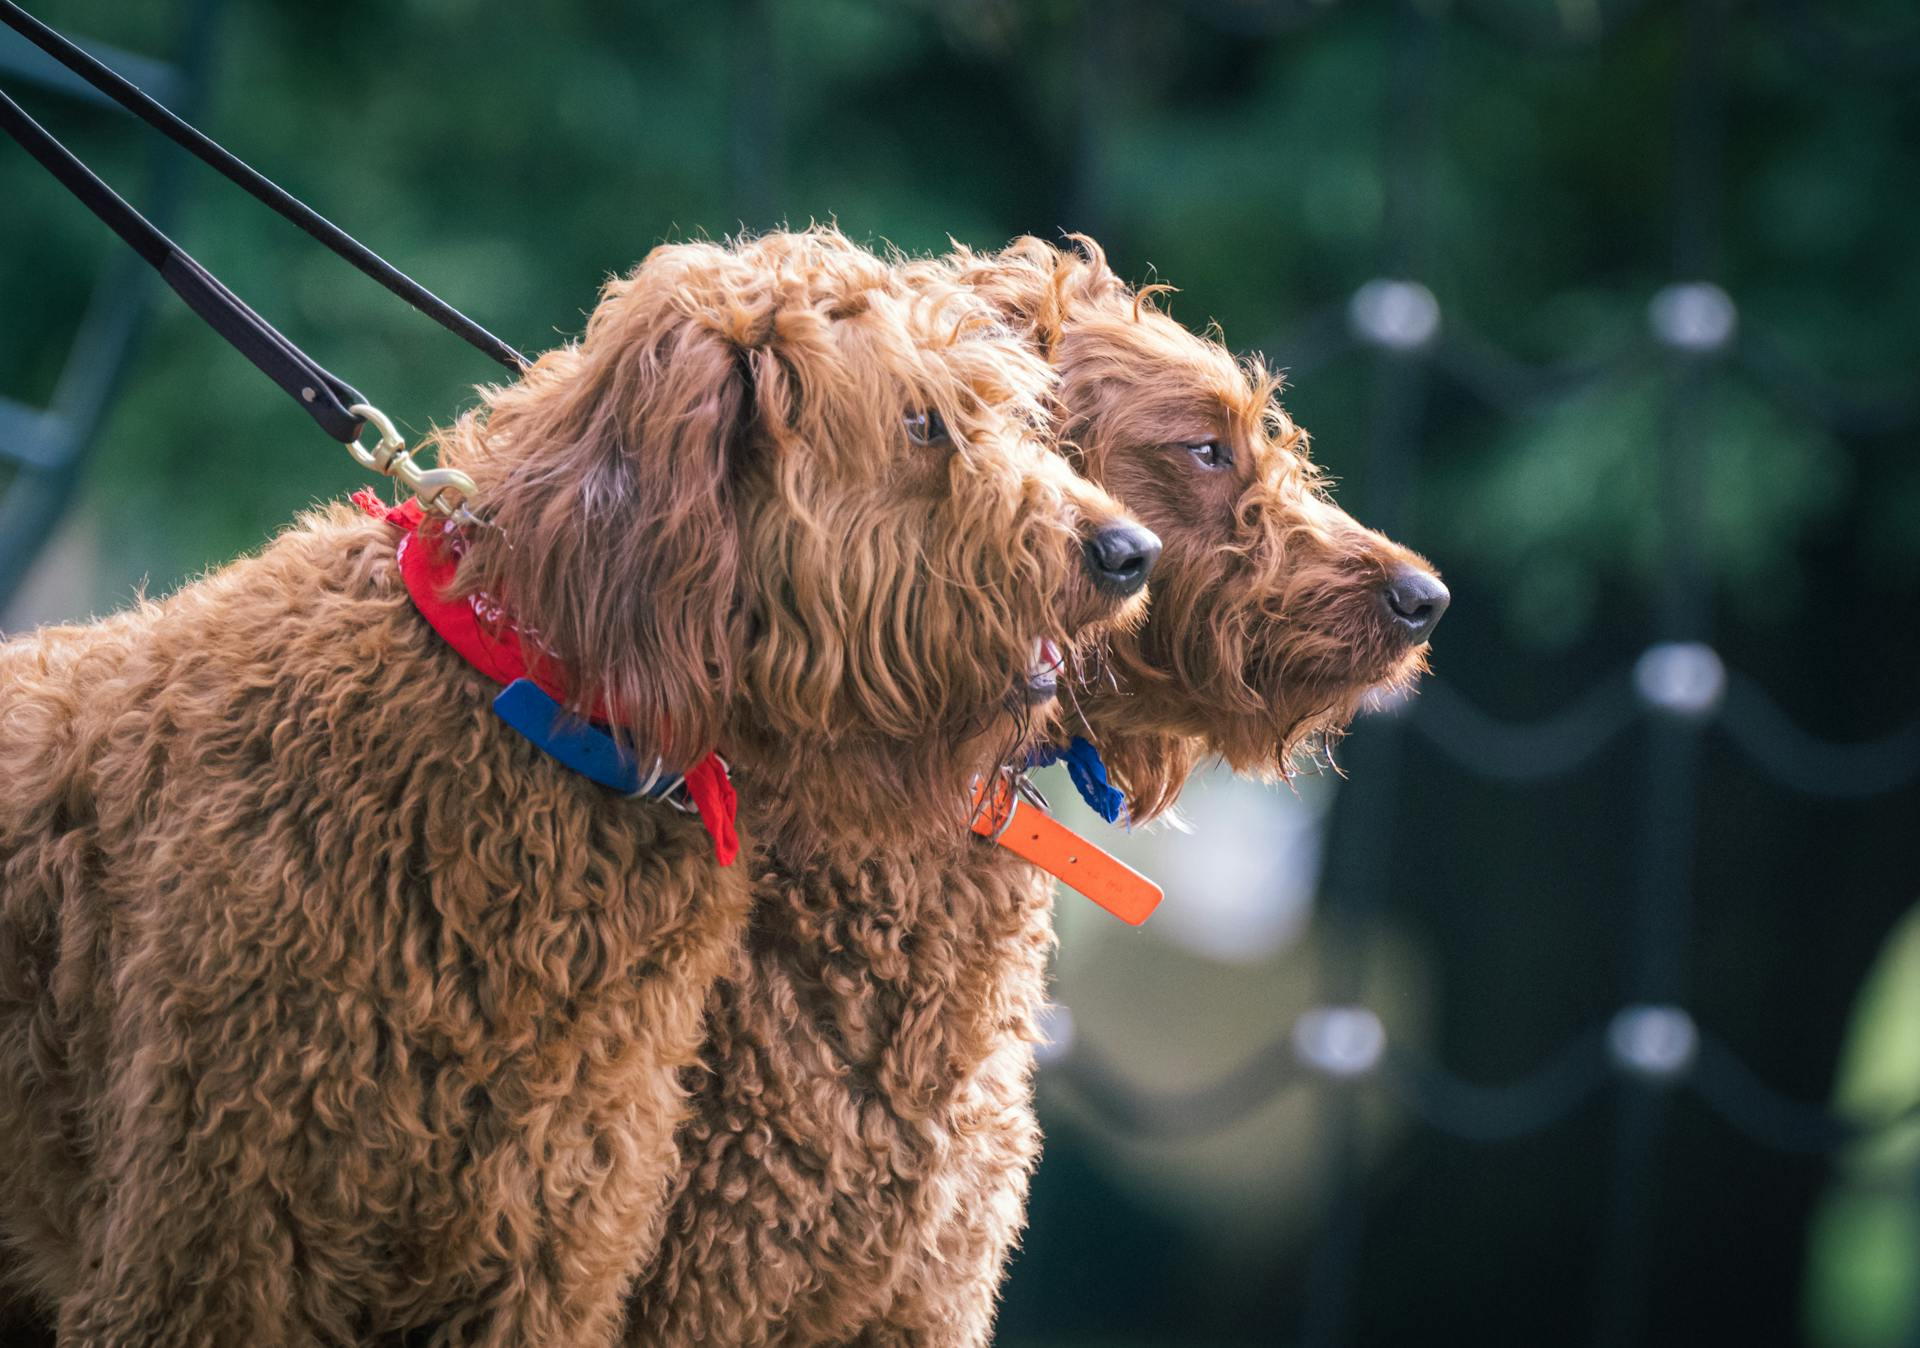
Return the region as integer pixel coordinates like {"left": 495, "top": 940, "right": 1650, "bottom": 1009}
{"left": 1381, "top": 565, "right": 1450, "bottom": 641}
{"left": 1083, "top": 522, "right": 1161, "bottom": 597}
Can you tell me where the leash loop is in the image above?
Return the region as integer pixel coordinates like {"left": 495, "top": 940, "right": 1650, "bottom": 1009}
{"left": 345, "top": 403, "right": 479, "bottom": 525}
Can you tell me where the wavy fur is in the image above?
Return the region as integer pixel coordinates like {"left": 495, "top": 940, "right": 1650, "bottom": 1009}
{"left": 952, "top": 235, "right": 1441, "bottom": 817}
{"left": 624, "top": 237, "right": 1443, "bottom": 1346}
{"left": 0, "top": 228, "right": 1143, "bottom": 1346}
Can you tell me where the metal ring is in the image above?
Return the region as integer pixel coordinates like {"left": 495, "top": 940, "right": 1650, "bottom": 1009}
{"left": 1012, "top": 770, "right": 1052, "bottom": 813}
{"left": 344, "top": 402, "right": 481, "bottom": 523}
{"left": 970, "top": 772, "right": 1021, "bottom": 843}
{"left": 632, "top": 756, "right": 668, "bottom": 797}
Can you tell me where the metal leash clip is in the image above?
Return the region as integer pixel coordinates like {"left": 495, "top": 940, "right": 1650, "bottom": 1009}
{"left": 346, "top": 403, "right": 481, "bottom": 526}
{"left": 1011, "top": 768, "right": 1051, "bottom": 813}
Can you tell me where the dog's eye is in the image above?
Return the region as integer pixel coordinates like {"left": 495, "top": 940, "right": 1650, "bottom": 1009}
{"left": 905, "top": 410, "right": 950, "bottom": 447}
{"left": 1186, "top": 439, "right": 1231, "bottom": 470}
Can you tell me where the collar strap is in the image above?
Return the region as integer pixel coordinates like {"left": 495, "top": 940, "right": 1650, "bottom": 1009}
{"left": 970, "top": 774, "right": 1162, "bottom": 925}
{"left": 359, "top": 490, "right": 739, "bottom": 866}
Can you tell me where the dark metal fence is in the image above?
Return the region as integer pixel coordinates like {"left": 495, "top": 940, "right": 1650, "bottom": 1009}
{"left": 1031, "top": 2, "right": 1920, "bottom": 1345}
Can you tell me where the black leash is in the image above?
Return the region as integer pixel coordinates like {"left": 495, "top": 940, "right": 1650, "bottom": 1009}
{"left": 0, "top": 85, "right": 377, "bottom": 441}
{"left": 0, "top": 0, "right": 527, "bottom": 450}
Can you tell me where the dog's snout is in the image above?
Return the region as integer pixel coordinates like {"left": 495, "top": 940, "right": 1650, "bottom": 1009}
{"left": 1083, "top": 522, "right": 1161, "bottom": 597}
{"left": 1381, "top": 565, "right": 1450, "bottom": 642}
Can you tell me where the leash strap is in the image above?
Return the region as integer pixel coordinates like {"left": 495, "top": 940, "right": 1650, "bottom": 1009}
{"left": 970, "top": 775, "right": 1163, "bottom": 926}
{"left": 0, "top": 0, "right": 527, "bottom": 375}
{"left": 0, "top": 81, "right": 373, "bottom": 440}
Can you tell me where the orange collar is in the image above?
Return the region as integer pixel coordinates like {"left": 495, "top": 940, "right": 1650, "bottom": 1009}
{"left": 970, "top": 775, "right": 1162, "bottom": 925}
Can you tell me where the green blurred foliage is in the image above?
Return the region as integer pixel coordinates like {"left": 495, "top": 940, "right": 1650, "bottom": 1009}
{"left": 3, "top": 0, "right": 1916, "bottom": 634}
{"left": 1450, "top": 370, "right": 1849, "bottom": 632}
{"left": 1805, "top": 904, "right": 1920, "bottom": 1348}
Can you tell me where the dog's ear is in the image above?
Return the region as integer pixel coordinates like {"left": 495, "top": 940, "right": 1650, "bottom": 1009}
{"left": 442, "top": 267, "right": 754, "bottom": 767}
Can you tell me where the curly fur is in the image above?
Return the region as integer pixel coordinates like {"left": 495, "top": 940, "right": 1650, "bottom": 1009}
{"left": 0, "top": 228, "right": 1144, "bottom": 1346}
{"left": 953, "top": 235, "right": 1442, "bottom": 819}
{"left": 623, "top": 237, "right": 1444, "bottom": 1346}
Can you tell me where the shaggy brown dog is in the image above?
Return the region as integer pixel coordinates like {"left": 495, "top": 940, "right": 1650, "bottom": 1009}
{"left": 0, "top": 229, "right": 1152, "bottom": 1346}
{"left": 623, "top": 238, "right": 1445, "bottom": 1346}
{"left": 976, "top": 239, "right": 1448, "bottom": 815}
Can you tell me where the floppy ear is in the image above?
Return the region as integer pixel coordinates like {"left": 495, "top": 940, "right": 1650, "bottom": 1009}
{"left": 439, "top": 273, "right": 752, "bottom": 768}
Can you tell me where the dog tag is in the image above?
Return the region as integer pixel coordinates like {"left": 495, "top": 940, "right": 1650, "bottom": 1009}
{"left": 971, "top": 777, "right": 1163, "bottom": 926}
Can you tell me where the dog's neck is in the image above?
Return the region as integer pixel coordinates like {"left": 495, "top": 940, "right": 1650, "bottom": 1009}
{"left": 1064, "top": 689, "right": 1216, "bottom": 825}
{"left": 728, "top": 757, "right": 978, "bottom": 868}
{"left": 719, "top": 713, "right": 1019, "bottom": 853}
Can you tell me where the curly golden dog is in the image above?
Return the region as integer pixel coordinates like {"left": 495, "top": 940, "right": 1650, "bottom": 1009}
{"left": 0, "top": 228, "right": 1153, "bottom": 1346}
{"left": 624, "top": 237, "right": 1445, "bottom": 1346}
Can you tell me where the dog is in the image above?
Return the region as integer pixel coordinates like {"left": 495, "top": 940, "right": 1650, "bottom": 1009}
{"left": 969, "top": 237, "right": 1449, "bottom": 814}
{"left": 622, "top": 237, "right": 1445, "bottom": 1346}
{"left": 0, "top": 227, "right": 1154, "bottom": 1347}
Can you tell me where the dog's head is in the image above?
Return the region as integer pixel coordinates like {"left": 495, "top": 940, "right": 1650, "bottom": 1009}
{"left": 433, "top": 229, "right": 1152, "bottom": 838}
{"left": 946, "top": 237, "right": 1447, "bottom": 819}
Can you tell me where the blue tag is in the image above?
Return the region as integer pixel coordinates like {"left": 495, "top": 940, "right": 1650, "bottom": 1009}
{"left": 1026, "top": 735, "right": 1128, "bottom": 825}
{"left": 492, "top": 678, "right": 673, "bottom": 797}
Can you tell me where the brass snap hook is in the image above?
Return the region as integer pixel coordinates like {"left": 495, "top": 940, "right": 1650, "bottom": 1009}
{"left": 345, "top": 403, "right": 481, "bottom": 527}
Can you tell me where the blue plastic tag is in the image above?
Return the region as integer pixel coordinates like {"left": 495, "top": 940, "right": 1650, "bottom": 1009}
{"left": 492, "top": 678, "right": 671, "bottom": 797}
{"left": 1026, "top": 735, "right": 1129, "bottom": 825}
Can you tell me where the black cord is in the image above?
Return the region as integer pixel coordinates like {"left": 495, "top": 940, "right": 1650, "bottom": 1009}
{"left": 0, "top": 81, "right": 367, "bottom": 441}
{"left": 1409, "top": 674, "right": 1640, "bottom": 782}
{"left": 1719, "top": 675, "right": 1920, "bottom": 800}
{"left": 0, "top": 0, "right": 527, "bottom": 375}
{"left": 1045, "top": 1030, "right": 1308, "bottom": 1138}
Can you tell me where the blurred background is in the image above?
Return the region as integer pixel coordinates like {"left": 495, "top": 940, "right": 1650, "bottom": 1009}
{"left": 3, "top": 1, "right": 1917, "bottom": 1344}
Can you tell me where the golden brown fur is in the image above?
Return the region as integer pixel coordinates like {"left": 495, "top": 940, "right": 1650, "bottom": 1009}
{"left": 0, "top": 229, "right": 1145, "bottom": 1346}
{"left": 625, "top": 238, "right": 1443, "bottom": 1346}
{"left": 958, "top": 236, "right": 1440, "bottom": 818}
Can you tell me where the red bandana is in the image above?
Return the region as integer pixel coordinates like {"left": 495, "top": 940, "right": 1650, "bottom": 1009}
{"left": 357, "top": 490, "right": 739, "bottom": 865}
